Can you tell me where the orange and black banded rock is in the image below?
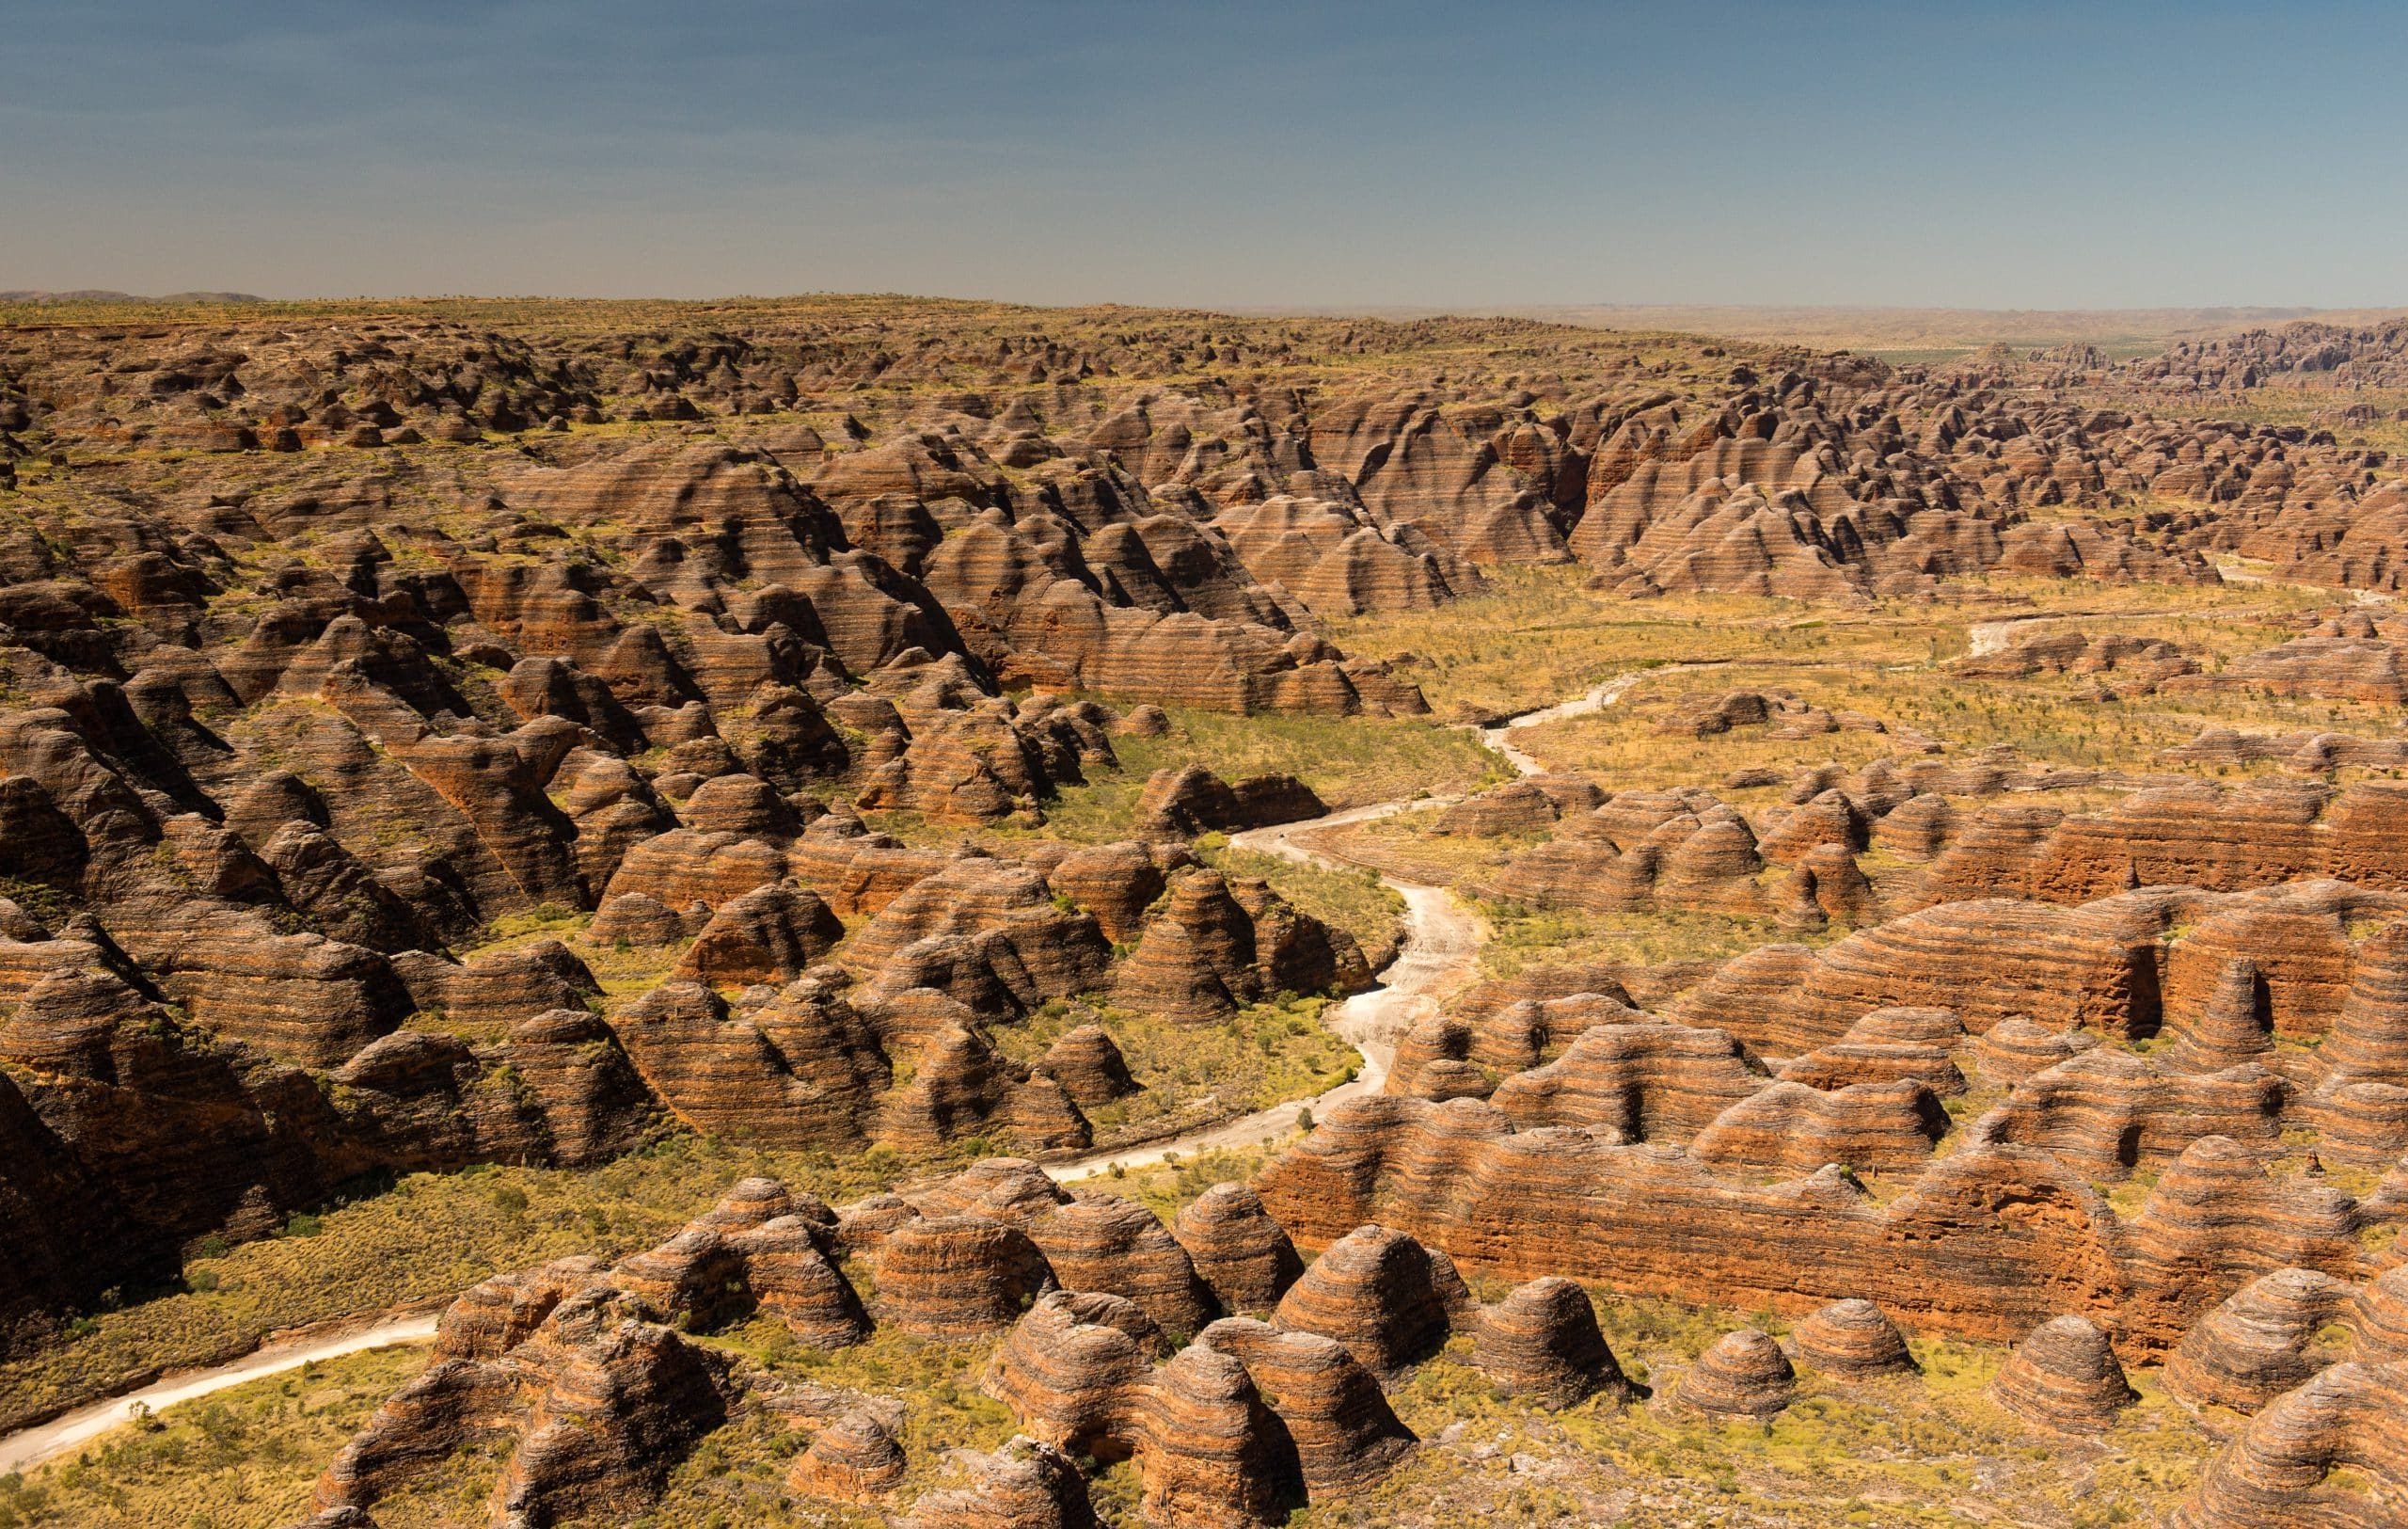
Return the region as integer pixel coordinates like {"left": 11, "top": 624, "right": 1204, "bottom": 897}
{"left": 2323, "top": 920, "right": 2408, "bottom": 1088}
{"left": 1114, "top": 868, "right": 1369, "bottom": 1025}
{"left": 2165, "top": 1267, "right": 2357, "bottom": 1413}
{"left": 1398, "top": 988, "right": 1651, "bottom": 1095}
{"left": 435, "top": 1256, "right": 613, "bottom": 1362}
{"left": 311, "top": 1284, "right": 736, "bottom": 1527}
{"left": 1669, "top": 892, "right": 2179, "bottom": 1053}
{"left": 846, "top": 856, "right": 1113, "bottom": 1012}
{"left": 788, "top": 1406, "right": 908, "bottom": 1501}
{"left": 670, "top": 880, "right": 845, "bottom": 987}
{"left": 863, "top": 1159, "right": 1218, "bottom": 1339}
{"left": 609, "top": 978, "right": 888, "bottom": 1147}
{"left": 1432, "top": 779, "right": 1566, "bottom": 836}
{"left": 1115, "top": 868, "right": 1264, "bottom": 1023}
{"left": 589, "top": 890, "right": 690, "bottom": 947}
{"left": 1482, "top": 1015, "right": 1772, "bottom": 1136}
{"left": 1976, "top": 1049, "right": 2287, "bottom": 1176}
{"left": 2296, "top": 1077, "right": 2408, "bottom": 1167}
{"left": 1172, "top": 1183, "right": 1305, "bottom": 1314}
{"left": 984, "top": 1290, "right": 1166, "bottom": 1457}
{"left": 786, "top": 821, "right": 954, "bottom": 920}
{"left": 1489, "top": 1019, "right": 1767, "bottom": 1142}
{"left": 1790, "top": 1298, "right": 1917, "bottom": 1378}
{"left": 1471, "top": 1277, "right": 1636, "bottom": 1409}
{"left": 1778, "top": 1006, "right": 1968, "bottom": 1095}
{"left": 1989, "top": 1314, "right": 2136, "bottom": 1433}
{"left": 1790, "top": 841, "right": 1879, "bottom": 927}
{"left": 2162, "top": 957, "right": 2276, "bottom": 1073}
{"left": 498, "top": 1008, "right": 662, "bottom": 1167}
{"left": 2171, "top": 1358, "right": 2408, "bottom": 1528}
{"left": 2117, "top": 1137, "right": 2368, "bottom": 1341}
{"left": 1123, "top": 1339, "right": 1302, "bottom": 1528}
{"left": 1029, "top": 1194, "right": 1218, "bottom": 1339}
{"left": 1133, "top": 765, "right": 1326, "bottom": 840}
{"left": 1973, "top": 1015, "right": 2099, "bottom": 1085}
{"left": 1044, "top": 841, "right": 1164, "bottom": 946}
{"left": 872, "top": 1020, "right": 1092, "bottom": 1157}
{"left": 1758, "top": 788, "right": 1869, "bottom": 865}
{"left": 903, "top": 1435, "right": 1100, "bottom": 1529}
{"left": 1871, "top": 792, "right": 1956, "bottom": 860}
{"left": 874, "top": 1215, "right": 1056, "bottom": 1340}
{"left": 1271, "top": 1223, "right": 1472, "bottom": 1378}
{"left": 1490, "top": 803, "right": 1771, "bottom": 921}
{"left": 607, "top": 1180, "right": 869, "bottom": 1347}
{"left": 1196, "top": 1316, "right": 1415, "bottom": 1493}
{"left": 1676, "top": 1329, "right": 1796, "bottom": 1417}
{"left": 1253, "top": 1091, "right": 2210, "bottom": 1351}
{"left": 1034, "top": 1024, "right": 1138, "bottom": 1108}
{"left": 1691, "top": 1078, "right": 1950, "bottom": 1174}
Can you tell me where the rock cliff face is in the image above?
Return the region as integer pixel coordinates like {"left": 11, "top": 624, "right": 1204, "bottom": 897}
{"left": 1251, "top": 1087, "right": 2381, "bottom": 1359}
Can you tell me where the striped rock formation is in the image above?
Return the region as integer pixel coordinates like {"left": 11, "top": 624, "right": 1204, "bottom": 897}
{"left": 903, "top": 1436, "right": 1100, "bottom": 1529}
{"left": 982, "top": 1291, "right": 1412, "bottom": 1525}
{"left": 1269, "top": 1223, "right": 1475, "bottom": 1378}
{"left": 1471, "top": 1277, "right": 1638, "bottom": 1409}
{"left": 1676, "top": 1329, "right": 1796, "bottom": 1417}
{"left": 1254, "top": 1090, "right": 2355, "bottom": 1354}
{"left": 1171, "top": 1183, "right": 1306, "bottom": 1314}
{"left": 1488, "top": 1019, "right": 1768, "bottom": 1141}
{"left": 1791, "top": 1298, "right": 1917, "bottom": 1378}
{"left": 2166, "top": 1267, "right": 2359, "bottom": 1413}
{"left": 310, "top": 1283, "right": 737, "bottom": 1526}
{"left": 2171, "top": 1262, "right": 2408, "bottom": 1524}
{"left": 787, "top": 1406, "right": 910, "bottom": 1501}
{"left": 1988, "top": 1315, "right": 2136, "bottom": 1433}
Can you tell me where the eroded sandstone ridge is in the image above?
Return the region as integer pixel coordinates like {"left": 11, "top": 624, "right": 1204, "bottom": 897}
{"left": 10, "top": 296, "right": 2408, "bottom": 1525}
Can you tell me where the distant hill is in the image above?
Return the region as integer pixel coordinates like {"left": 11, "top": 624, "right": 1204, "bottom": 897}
{"left": 1237, "top": 303, "right": 2408, "bottom": 362}
{"left": 0, "top": 289, "right": 264, "bottom": 305}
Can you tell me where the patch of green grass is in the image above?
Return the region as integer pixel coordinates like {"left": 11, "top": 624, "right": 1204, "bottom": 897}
{"left": 991, "top": 993, "right": 1356, "bottom": 1139}
{"left": 0, "top": 1137, "right": 911, "bottom": 1434}
{"left": 1031, "top": 705, "right": 1508, "bottom": 840}
{"left": 8, "top": 1345, "right": 426, "bottom": 1528}
{"left": 1108, "top": 1146, "right": 1275, "bottom": 1229}
{"left": 1473, "top": 896, "right": 1805, "bottom": 979}
{"left": 1196, "top": 835, "right": 1405, "bottom": 964}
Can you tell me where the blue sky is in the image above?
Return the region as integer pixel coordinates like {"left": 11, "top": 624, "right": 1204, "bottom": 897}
{"left": 4, "top": 0, "right": 2403, "bottom": 307}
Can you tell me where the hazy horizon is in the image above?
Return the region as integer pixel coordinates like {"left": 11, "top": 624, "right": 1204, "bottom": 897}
{"left": 8, "top": 1, "right": 2407, "bottom": 311}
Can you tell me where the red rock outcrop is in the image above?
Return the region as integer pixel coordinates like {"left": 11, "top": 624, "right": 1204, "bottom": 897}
{"left": 669, "top": 881, "right": 845, "bottom": 987}
{"left": 1270, "top": 1223, "right": 1473, "bottom": 1378}
{"left": 904, "top": 1435, "right": 1100, "bottom": 1529}
{"left": 1790, "top": 1298, "right": 1917, "bottom": 1378}
{"left": 1489, "top": 1020, "right": 1767, "bottom": 1142}
{"left": 1133, "top": 765, "right": 1326, "bottom": 840}
{"left": 1988, "top": 1314, "right": 2136, "bottom": 1433}
{"left": 1471, "top": 1276, "right": 1636, "bottom": 1409}
{"left": 1172, "top": 1183, "right": 1305, "bottom": 1314}
{"left": 1677, "top": 1329, "right": 1796, "bottom": 1417}
{"left": 310, "top": 1283, "right": 737, "bottom": 1526}
{"left": 2165, "top": 1267, "right": 2357, "bottom": 1413}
